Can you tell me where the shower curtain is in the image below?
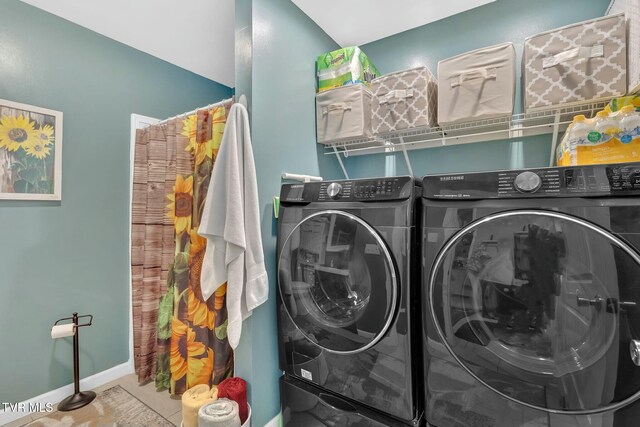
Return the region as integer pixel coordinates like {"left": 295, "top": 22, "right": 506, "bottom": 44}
{"left": 131, "top": 101, "right": 234, "bottom": 394}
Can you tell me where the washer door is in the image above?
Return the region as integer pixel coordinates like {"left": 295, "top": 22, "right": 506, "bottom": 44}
{"left": 278, "top": 210, "right": 398, "bottom": 354}
{"left": 429, "top": 210, "right": 640, "bottom": 414}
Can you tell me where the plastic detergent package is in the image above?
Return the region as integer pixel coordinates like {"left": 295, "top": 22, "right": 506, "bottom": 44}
{"left": 558, "top": 108, "right": 640, "bottom": 166}
{"left": 609, "top": 94, "right": 640, "bottom": 113}
{"left": 573, "top": 136, "right": 640, "bottom": 165}
{"left": 556, "top": 133, "right": 570, "bottom": 166}
{"left": 316, "top": 46, "right": 379, "bottom": 93}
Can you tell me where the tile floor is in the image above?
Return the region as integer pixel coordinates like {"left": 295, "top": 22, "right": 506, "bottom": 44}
{"left": 4, "top": 374, "right": 182, "bottom": 427}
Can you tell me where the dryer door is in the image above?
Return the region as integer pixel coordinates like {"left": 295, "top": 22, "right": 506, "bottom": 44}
{"left": 429, "top": 210, "right": 640, "bottom": 414}
{"left": 278, "top": 210, "right": 398, "bottom": 354}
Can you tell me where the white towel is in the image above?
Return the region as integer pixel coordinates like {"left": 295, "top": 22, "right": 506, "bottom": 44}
{"left": 198, "top": 399, "right": 241, "bottom": 427}
{"left": 199, "top": 103, "right": 268, "bottom": 349}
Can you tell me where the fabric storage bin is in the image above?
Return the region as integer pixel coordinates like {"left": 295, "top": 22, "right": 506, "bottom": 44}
{"left": 371, "top": 66, "right": 437, "bottom": 134}
{"left": 523, "top": 14, "right": 627, "bottom": 112}
{"left": 438, "top": 42, "right": 516, "bottom": 125}
{"left": 316, "top": 84, "right": 372, "bottom": 143}
{"left": 608, "top": 0, "right": 640, "bottom": 94}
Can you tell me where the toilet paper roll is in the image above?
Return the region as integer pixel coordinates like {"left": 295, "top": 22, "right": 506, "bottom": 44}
{"left": 51, "top": 324, "right": 75, "bottom": 339}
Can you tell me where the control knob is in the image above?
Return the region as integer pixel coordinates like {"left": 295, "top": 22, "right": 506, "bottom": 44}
{"left": 514, "top": 171, "right": 542, "bottom": 193}
{"left": 327, "top": 182, "right": 342, "bottom": 198}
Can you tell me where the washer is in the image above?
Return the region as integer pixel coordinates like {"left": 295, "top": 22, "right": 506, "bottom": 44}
{"left": 277, "top": 176, "right": 422, "bottom": 426}
{"left": 422, "top": 163, "right": 640, "bottom": 426}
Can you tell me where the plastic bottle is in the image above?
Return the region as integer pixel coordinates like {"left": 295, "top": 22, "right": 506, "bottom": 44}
{"left": 557, "top": 123, "right": 572, "bottom": 166}
{"left": 591, "top": 111, "right": 618, "bottom": 144}
{"left": 568, "top": 115, "right": 591, "bottom": 166}
{"left": 556, "top": 139, "right": 565, "bottom": 166}
{"left": 619, "top": 105, "right": 640, "bottom": 144}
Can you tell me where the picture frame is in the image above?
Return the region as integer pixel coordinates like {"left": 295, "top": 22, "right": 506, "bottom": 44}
{"left": 0, "top": 99, "right": 63, "bottom": 200}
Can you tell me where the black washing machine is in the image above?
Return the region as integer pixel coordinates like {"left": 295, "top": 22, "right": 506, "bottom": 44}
{"left": 422, "top": 163, "right": 640, "bottom": 426}
{"left": 280, "top": 375, "right": 409, "bottom": 426}
{"left": 277, "top": 176, "right": 422, "bottom": 426}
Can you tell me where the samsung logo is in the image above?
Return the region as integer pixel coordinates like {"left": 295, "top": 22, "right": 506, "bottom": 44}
{"left": 439, "top": 176, "right": 464, "bottom": 181}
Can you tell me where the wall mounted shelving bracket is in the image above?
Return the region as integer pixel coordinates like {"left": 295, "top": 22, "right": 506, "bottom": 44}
{"left": 321, "top": 100, "right": 610, "bottom": 175}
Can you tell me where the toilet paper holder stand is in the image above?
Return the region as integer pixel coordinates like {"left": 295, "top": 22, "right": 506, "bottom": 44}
{"left": 54, "top": 313, "right": 93, "bottom": 329}
{"left": 53, "top": 313, "right": 96, "bottom": 411}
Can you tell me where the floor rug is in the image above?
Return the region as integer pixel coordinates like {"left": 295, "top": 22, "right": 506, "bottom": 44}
{"left": 23, "top": 386, "right": 175, "bottom": 427}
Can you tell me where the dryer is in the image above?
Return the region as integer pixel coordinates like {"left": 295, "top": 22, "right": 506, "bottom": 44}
{"left": 277, "top": 176, "right": 422, "bottom": 426}
{"left": 422, "top": 163, "right": 640, "bottom": 426}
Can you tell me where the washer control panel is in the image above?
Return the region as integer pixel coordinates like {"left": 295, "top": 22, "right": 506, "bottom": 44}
{"left": 280, "top": 176, "right": 415, "bottom": 203}
{"left": 497, "top": 169, "right": 561, "bottom": 197}
{"left": 598, "top": 164, "right": 640, "bottom": 192}
{"left": 326, "top": 182, "right": 343, "bottom": 198}
{"left": 352, "top": 178, "right": 403, "bottom": 200}
{"left": 514, "top": 171, "right": 543, "bottom": 193}
{"left": 423, "top": 163, "right": 640, "bottom": 199}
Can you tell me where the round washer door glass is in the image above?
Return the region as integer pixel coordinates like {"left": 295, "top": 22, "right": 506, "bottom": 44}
{"left": 430, "top": 210, "right": 640, "bottom": 414}
{"left": 278, "top": 211, "right": 398, "bottom": 354}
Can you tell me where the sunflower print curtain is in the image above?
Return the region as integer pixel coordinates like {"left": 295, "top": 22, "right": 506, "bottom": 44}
{"left": 131, "top": 119, "right": 189, "bottom": 383}
{"left": 154, "top": 105, "right": 235, "bottom": 395}
{"left": 131, "top": 102, "right": 234, "bottom": 391}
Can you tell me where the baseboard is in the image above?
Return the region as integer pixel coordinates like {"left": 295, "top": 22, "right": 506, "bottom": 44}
{"left": 0, "top": 362, "right": 134, "bottom": 425}
{"left": 264, "top": 412, "right": 281, "bottom": 427}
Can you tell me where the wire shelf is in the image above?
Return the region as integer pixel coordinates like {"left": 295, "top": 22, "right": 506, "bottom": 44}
{"left": 322, "top": 100, "right": 609, "bottom": 157}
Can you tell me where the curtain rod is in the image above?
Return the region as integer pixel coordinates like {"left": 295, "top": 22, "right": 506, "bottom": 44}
{"left": 155, "top": 97, "right": 234, "bottom": 125}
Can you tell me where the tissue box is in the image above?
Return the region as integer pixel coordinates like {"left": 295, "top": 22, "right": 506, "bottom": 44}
{"left": 316, "top": 84, "right": 372, "bottom": 143}
{"left": 317, "top": 47, "right": 379, "bottom": 93}
{"left": 523, "top": 14, "right": 627, "bottom": 112}
{"left": 371, "top": 66, "right": 437, "bottom": 133}
{"left": 438, "top": 42, "right": 516, "bottom": 125}
{"left": 608, "top": 0, "right": 640, "bottom": 94}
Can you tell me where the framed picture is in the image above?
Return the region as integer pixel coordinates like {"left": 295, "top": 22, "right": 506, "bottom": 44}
{"left": 0, "top": 99, "right": 62, "bottom": 200}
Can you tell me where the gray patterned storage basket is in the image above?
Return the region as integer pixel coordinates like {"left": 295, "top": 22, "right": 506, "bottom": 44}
{"left": 608, "top": 0, "right": 640, "bottom": 94}
{"left": 371, "top": 66, "right": 438, "bottom": 134}
{"left": 523, "top": 14, "right": 627, "bottom": 112}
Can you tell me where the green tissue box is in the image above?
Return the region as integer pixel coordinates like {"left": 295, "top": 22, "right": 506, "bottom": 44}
{"left": 317, "top": 46, "right": 379, "bottom": 93}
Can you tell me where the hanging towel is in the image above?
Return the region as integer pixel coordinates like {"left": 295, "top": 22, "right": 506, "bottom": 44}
{"left": 217, "top": 377, "right": 248, "bottom": 424}
{"left": 199, "top": 103, "right": 268, "bottom": 349}
{"left": 198, "top": 398, "right": 241, "bottom": 427}
{"left": 181, "top": 384, "right": 218, "bottom": 427}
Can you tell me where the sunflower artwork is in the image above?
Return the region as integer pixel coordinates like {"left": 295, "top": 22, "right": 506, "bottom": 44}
{"left": 0, "top": 99, "right": 62, "bottom": 200}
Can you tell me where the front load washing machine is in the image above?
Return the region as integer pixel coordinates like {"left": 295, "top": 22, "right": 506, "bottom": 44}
{"left": 422, "top": 163, "right": 640, "bottom": 426}
{"left": 277, "top": 176, "right": 422, "bottom": 426}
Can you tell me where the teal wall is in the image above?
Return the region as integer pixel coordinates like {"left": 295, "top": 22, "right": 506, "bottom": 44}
{"left": 0, "top": 0, "right": 232, "bottom": 403}
{"left": 233, "top": 0, "right": 254, "bottom": 399}
{"left": 235, "top": 0, "right": 252, "bottom": 116}
{"left": 344, "top": 0, "right": 611, "bottom": 178}
{"left": 236, "top": 0, "right": 342, "bottom": 424}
